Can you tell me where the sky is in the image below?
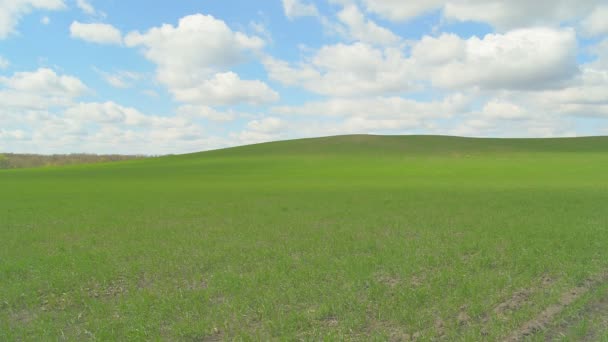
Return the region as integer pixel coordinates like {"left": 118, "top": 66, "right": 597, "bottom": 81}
{"left": 1, "top": 0, "right": 608, "bottom": 154}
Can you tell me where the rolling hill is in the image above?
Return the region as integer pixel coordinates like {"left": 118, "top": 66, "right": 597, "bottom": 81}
{"left": 2, "top": 135, "right": 608, "bottom": 340}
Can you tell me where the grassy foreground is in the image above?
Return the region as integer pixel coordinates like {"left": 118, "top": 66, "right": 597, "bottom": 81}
{"left": 2, "top": 135, "right": 608, "bottom": 340}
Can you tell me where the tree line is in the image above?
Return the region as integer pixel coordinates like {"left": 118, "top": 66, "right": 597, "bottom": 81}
{"left": 0, "top": 153, "right": 145, "bottom": 169}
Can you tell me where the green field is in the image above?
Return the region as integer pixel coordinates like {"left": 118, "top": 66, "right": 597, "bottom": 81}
{"left": 2, "top": 135, "right": 608, "bottom": 340}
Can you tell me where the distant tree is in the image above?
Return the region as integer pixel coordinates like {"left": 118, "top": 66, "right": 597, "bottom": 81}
{"left": 0, "top": 154, "right": 9, "bottom": 169}
{"left": 0, "top": 153, "right": 145, "bottom": 169}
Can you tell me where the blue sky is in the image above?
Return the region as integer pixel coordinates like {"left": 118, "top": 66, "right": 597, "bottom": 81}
{"left": 1, "top": 0, "right": 608, "bottom": 154}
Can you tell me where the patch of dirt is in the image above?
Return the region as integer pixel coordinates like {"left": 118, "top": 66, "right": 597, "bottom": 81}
{"left": 388, "top": 330, "right": 422, "bottom": 341}
{"left": 210, "top": 296, "right": 226, "bottom": 305}
{"left": 494, "top": 289, "right": 533, "bottom": 318}
{"left": 376, "top": 273, "right": 401, "bottom": 288}
{"left": 137, "top": 273, "right": 154, "bottom": 290}
{"left": 322, "top": 316, "right": 339, "bottom": 327}
{"left": 9, "top": 309, "right": 36, "bottom": 325}
{"left": 178, "top": 278, "right": 208, "bottom": 291}
{"left": 410, "top": 276, "right": 424, "bottom": 288}
{"left": 365, "top": 318, "right": 421, "bottom": 341}
{"left": 201, "top": 327, "right": 224, "bottom": 342}
{"left": 503, "top": 271, "right": 608, "bottom": 341}
{"left": 545, "top": 285, "right": 608, "bottom": 341}
{"left": 494, "top": 276, "right": 555, "bottom": 319}
{"left": 435, "top": 317, "right": 446, "bottom": 337}
{"left": 85, "top": 278, "right": 128, "bottom": 298}
{"left": 458, "top": 306, "right": 471, "bottom": 326}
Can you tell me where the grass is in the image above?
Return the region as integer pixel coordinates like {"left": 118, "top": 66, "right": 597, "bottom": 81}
{"left": 1, "top": 135, "right": 608, "bottom": 340}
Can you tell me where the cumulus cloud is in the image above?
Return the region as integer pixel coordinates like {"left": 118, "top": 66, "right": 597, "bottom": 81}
{"left": 446, "top": 43, "right": 608, "bottom": 137}
{"left": 0, "top": 56, "right": 9, "bottom": 69}
{"left": 172, "top": 72, "right": 279, "bottom": 106}
{"left": 233, "top": 117, "right": 287, "bottom": 145}
{"left": 266, "top": 27, "right": 577, "bottom": 96}
{"left": 416, "top": 28, "right": 579, "bottom": 90}
{"left": 478, "top": 100, "right": 529, "bottom": 120}
{"left": 176, "top": 105, "right": 237, "bottom": 122}
{"left": 524, "top": 67, "right": 608, "bottom": 118}
{"left": 125, "top": 14, "right": 276, "bottom": 106}
{"left": 70, "top": 21, "right": 122, "bottom": 45}
{"left": 442, "top": 0, "right": 600, "bottom": 31}
{"left": 0, "top": 0, "right": 65, "bottom": 39}
{"left": 351, "top": 0, "right": 602, "bottom": 32}
{"left": 269, "top": 94, "right": 476, "bottom": 137}
{"left": 264, "top": 42, "right": 418, "bottom": 97}
{"left": 95, "top": 69, "right": 141, "bottom": 89}
{"left": 76, "top": 0, "right": 95, "bottom": 15}
{"left": 336, "top": 4, "right": 400, "bottom": 46}
{"left": 581, "top": 4, "right": 608, "bottom": 37}
{"left": 591, "top": 39, "right": 608, "bottom": 70}
{"left": 447, "top": 115, "right": 576, "bottom": 138}
{"left": 0, "top": 68, "right": 88, "bottom": 109}
{"left": 7, "top": 104, "right": 225, "bottom": 155}
{"left": 360, "top": 0, "right": 445, "bottom": 22}
{"left": 0, "top": 71, "right": 231, "bottom": 154}
{"left": 273, "top": 94, "right": 470, "bottom": 120}
{"left": 124, "top": 13, "right": 264, "bottom": 81}
{"left": 282, "top": 0, "right": 319, "bottom": 19}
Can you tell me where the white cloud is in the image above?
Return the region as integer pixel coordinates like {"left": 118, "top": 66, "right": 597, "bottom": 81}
{"left": 40, "top": 16, "right": 50, "bottom": 25}
{"left": 176, "top": 105, "right": 237, "bottom": 122}
{"left": 411, "top": 33, "right": 465, "bottom": 65}
{"left": 353, "top": 0, "right": 602, "bottom": 32}
{"left": 282, "top": 0, "right": 319, "bottom": 19}
{"left": 445, "top": 48, "right": 608, "bottom": 137}
{"left": 336, "top": 4, "right": 400, "bottom": 46}
{"left": 247, "top": 117, "right": 285, "bottom": 133}
{"left": 124, "top": 13, "right": 264, "bottom": 84}
{"left": 64, "top": 101, "right": 149, "bottom": 125}
{"left": 581, "top": 5, "right": 608, "bottom": 37}
{"left": 0, "top": 0, "right": 65, "bottom": 39}
{"left": 269, "top": 94, "right": 475, "bottom": 137}
{"left": 0, "top": 97, "right": 231, "bottom": 154}
{"left": 591, "top": 39, "right": 608, "bottom": 70}
{"left": 250, "top": 21, "right": 272, "bottom": 43}
{"left": 523, "top": 67, "right": 608, "bottom": 118}
{"left": 70, "top": 21, "right": 122, "bottom": 45}
{"left": 0, "top": 68, "right": 88, "bottom": 109}
{"left": 443, "top": 0, "right": 600, "bottom": 31}
{"left": 141, "top": 89, "right": 158, "bottom": 98}
{"left": 172, "top": 72, "right": 279, "bottom": 106}
{"left": 75, "top": 0, "right": 105, "bottom": 18}
{"left": 0, "top": 129, "right": 27, "bottom": 140}
{"left": 76, "top": 0, "right": 95, "bottom": 15}
{"left": 264, "top": 42, "right": 418, "bottom": 97}
{"left": 417, "top": 28, "right": 578, "bottom": 90}
{"left": 267, "top": 27, "right": 577, "bottom": 97}
{"left": 479, "top": 100, "right": 528, "bottom": 120}
{"left": 125, "top": 14, "right": 275, "bottom": 106}
{"left": 273, "top": 94, "right": 470, "bottom": 120}
{"left": 0, "top": 56, "right": 9, "bottom": 69}
{"left": 447, "top": 116, "right": 576, "bottom": 138}
{"left": 95, "top": 69, "right": 141, "bottom": 89}
{"left": 233, "top": 117, "right": 287, "bottom": 145}
{"left": 361, "top": 0, "right": 445, "bottom": 22}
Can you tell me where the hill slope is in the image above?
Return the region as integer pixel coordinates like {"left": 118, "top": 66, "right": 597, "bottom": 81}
{"left": 2, "top": 135, "right": 608, "bottom": 340}
{"left": 183, "top": 134, "right": 608, "bottom": 157}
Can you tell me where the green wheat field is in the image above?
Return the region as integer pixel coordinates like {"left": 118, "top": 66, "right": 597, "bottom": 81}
{"left": 2, "top": 135, "right": 608, "bottom": 340}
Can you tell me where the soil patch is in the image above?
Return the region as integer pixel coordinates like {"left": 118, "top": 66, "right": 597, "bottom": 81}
{"left": 504, "top": 272, "right": 608, "bottom": 341}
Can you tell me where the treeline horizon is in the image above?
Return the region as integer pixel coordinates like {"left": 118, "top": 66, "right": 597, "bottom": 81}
{"left": 0, "top": 153, "right": 146, "bottom": 169}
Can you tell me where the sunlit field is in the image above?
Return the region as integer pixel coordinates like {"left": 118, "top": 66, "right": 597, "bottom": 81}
{"left": 2, "top": 135, "right": 608, "bottom": 340}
